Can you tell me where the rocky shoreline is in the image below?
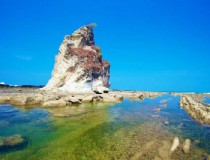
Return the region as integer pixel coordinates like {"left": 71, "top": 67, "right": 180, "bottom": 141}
{"left": 1, "top": 88, "right": 210, "bottom": 125}
{"left": 179, "top": 94, "right": 210, "bottom": 124}
{"left": 1, "top": 88, "right": 210, "bottom": 158}
{"left": 0, "top": 88, "right": 162, "bottom": 107}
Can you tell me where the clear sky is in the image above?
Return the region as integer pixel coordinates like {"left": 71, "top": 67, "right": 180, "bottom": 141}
{"left": 0, "top": 0, "right": 210, "bottom": 92}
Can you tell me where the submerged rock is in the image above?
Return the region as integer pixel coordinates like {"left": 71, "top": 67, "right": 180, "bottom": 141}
{"left": 2, "top": 135, "right": 25, "bottom": 147}
{"left": 0, "top": 135, "right": 28, "bottom": 153}
{"left": 163, "top": 120, "right": 169, "bottom": 126}
{"left": 42, "top": 24, "right": 110, "bottom": 93}
{"left": 155, "top": 108, "right": 161, "bottom": 112}
{"left": 3, "top": 135, "right": 23, "bottom": 146}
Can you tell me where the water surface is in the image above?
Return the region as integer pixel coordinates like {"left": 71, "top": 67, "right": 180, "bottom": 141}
{"left": 204, "top": 97, "right": 210, "bottom": 104}
{"left": 0, "top": 95, "right": 210, "bottom": 160}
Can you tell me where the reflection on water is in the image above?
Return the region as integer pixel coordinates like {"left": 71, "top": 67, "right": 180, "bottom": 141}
{"left": 0, "top": 95, "right": 210, "bottom": 159}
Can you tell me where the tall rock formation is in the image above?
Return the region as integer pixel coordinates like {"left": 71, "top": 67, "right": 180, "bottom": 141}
{"left": 42, "top": 24, "right": 110, "bottom": 93}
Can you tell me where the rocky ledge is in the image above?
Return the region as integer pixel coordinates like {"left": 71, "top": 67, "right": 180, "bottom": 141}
{"left": 0, "top": 90, "right": 162, "bottom": 108}
{"left": 179, "top": 94, "right": 210, "bottom": 124}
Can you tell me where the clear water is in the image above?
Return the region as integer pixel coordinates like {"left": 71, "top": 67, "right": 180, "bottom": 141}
{"left": 204, "top": 97, "right": 210, "bottom": 104}
{"left": 0, "top": 95, "right": 210, "bottom": 160}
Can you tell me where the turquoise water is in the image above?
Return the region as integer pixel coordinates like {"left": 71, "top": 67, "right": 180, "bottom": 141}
{"left": 0, "top": 95, "right": 210, "bottom": 159}
{"left": 0, "top": 105, "right": 55, "bottom": 155}
{"left": 110, "top": 95, "right": 210, "bottom": 152}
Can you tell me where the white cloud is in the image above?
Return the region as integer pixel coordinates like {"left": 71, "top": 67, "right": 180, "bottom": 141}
{"left": 16, "top": 55, "right": 32, "bottom": 61}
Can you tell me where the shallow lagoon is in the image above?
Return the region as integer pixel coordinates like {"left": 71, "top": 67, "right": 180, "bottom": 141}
{"left": 0, "top": 94, "right": 210, "bottom": 159}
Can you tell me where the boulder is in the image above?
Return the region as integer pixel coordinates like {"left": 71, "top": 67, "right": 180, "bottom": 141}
{"left": 82, "top": 95, "right": 94, "bottom": 102}
{"left": 92, "top": 96, "right": 103, "bottom": 102}
{"left": 66, "top": 96, "right": 81, "bottom": 104}
{"left": 170, "top": 137, "right": 179, "bottom": 154}
{"left": 163, "top": 120, "right": 169, "bottom": 126}
{"left": 92, "top": 80, "right": 109, "bottom": 94}
{"left": 182, "top": 139, "right": 191, "bottom": 154}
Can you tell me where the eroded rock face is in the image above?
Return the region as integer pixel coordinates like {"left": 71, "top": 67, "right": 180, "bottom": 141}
{"left": 42, "top": 24, "right": 110, "bottom": 93}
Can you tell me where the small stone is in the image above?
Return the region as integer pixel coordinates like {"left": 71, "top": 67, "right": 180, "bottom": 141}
{"left": 163, "top": 120, "right": 169, "bottom": 126}
{"left": 170, "top": 137, "right": 179, "bottom": 154}
{"left": 182, "top": 139, "right": 191, "bottom": 154}
{"left": 194, "top": 140, "right": 200, "bottom": 144}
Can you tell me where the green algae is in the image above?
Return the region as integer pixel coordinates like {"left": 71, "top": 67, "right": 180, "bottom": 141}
{"left": 0, "top": 96, "right": 210, "bottom": 160}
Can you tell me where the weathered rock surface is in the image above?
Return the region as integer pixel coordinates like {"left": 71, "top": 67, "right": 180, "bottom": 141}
{"left": 9, "top": 95, "right": 27, "bottom": 106}
{"left": 163, "top": 120, "right": 169, "bottom": 126}
{"left": 0, "top": 91, "right": 162, "bottom": 108}
{"left": 182, "top": 139, "right": 191, "bottom": 154}
{"left": 170, "top": 137, "right": 179, "bottom": 154}
{"left": 0, "top": 95, "right": 11, "bottom": 104}
{"left": 65, "top": 96, "right": 81, "bottom": 104}
{"left": 42, "top": 99, "right": 67, "bottom": 108}
{"left": 42, "top": 24, "right": 110, "bottom": 93}
{"left": 180, "top": 95, "right": 210, "bottom": 124}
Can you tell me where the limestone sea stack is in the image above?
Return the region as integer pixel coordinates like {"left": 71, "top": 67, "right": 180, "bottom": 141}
{"left": 42, "top": 24, "right": 110, "bottom": 93}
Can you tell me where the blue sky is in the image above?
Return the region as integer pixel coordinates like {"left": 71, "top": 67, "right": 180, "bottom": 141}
{"left": 0, "top": 0, "right": 210, "bottom": 92}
